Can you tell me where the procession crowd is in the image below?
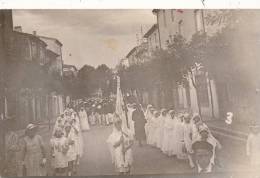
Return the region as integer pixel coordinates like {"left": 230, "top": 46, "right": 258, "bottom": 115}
{"left": 50, "top": 98, "right": 115, "bottom": 176}
{"left": 107, "top": 102, "right": 260, "bottom": 174}
{"left": 2, "top": 97, "right": 260, "bottom": 176}
{"left": 124, "top": 103, "right": 222, "bottom": 173}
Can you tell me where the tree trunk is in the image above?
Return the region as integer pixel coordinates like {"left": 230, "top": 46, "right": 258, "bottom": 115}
{"left": 190, "top": 71, "right": 202, "bottom": 118}
{"left": 208, "top": 78, "right": 215, "bottom": 119}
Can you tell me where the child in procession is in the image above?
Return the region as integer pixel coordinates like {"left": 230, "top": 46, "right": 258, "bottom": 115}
{"left": 50, "top": 128, "right": 69, "bottom": 176}
{"left": 182, "top": 113, "right": 195, "bottom": 168}
{"left": 64, "top": 123, "right": 77, "bottom": 176}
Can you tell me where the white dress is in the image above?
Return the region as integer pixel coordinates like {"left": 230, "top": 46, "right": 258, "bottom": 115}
{"left": 144, "top": 111, "right": 153, "bottom": 141}
{"left": 107, "top": 128, "right": 133, "bottom": 173}
{"left": 168, "top": 118, "right": 177, "bottom": 156}
{"left": 127, "top": 108, "right": 135, "bottom": 135}
{"left": 161, "top": 115, "right": 173, "bottom": 154}
{"left": 157, "top": 115, "right": 166, "bottom": 149}
{"left": 147, "top": 116, "right": 156, "bottom": 145}
{"left": 175, "top": 120, "right": 186, "bottom": 159}
{"left": 247, "top": 133, "right": 260, "bottom": 167}
{"left": 79, "top": 110, "right": 90, "bottom": 131}
{"left": 152, "top": 117, "right": 161, "bottom": 147}
{"left": 183, "top": 122, "right": 193, "bottom": 153}
{"left": 66, "top": 130, "right": 77, "bottom": 162}
{"left": 50, "top": 137, "right": 68, "bottom": 169}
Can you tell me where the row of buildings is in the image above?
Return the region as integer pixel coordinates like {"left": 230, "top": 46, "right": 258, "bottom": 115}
{"left": 0, "top": 10, "right": 79, "bottom": 131}
{"left": 120, "top": 9, "right": 260, "bottom": 124}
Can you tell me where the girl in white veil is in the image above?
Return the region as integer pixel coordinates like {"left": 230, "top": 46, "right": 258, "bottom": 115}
{"left": 107, "top": 114, "right": 134, "bottom": 175}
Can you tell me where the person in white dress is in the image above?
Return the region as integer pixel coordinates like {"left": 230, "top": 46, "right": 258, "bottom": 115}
{"left": 64, "top": 122, "right": 77, "bottom": 176}
{"left": 183, "top": 113, "right": 195, "bottom": 168}
{"left": 50, "top": 127, "right": 69, "bottom": 176}
{"left": 156, "top": 109, "right": 167, "bottom": 149}
{"left": 107, "top": 114, "right": 134, "bottom": 175}
{"left": 152, "top": 110, "right": 163, "bottom": 148}
{"left": 161, "top": 110, "right": 175, "bottom": 156}
{"left": 127, "top": 103, "right": 136, "bottom": 136}
{"left": 246, "top": 123, "right": 260, "bottom": 170}
{"left": 147, "top": 109, "right": 157, "bottom": 146}
{"left": 175, "top": 113, "right": 186, "bottom": 160}
{"left": 144, "top": 105, "right": 153, "bottom": 137}
{"left": 168, "top": 110, "right": 178, "bottom": 156}
{"left": 78, "top": 107, "right": 90, "bottom": 131}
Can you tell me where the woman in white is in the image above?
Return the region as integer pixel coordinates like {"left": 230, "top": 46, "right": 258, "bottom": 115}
{"left": 149, "top": 111, "right": 160, "bottom": 146}
{"left": 183, "top": 113, "right": 195, "bottom": 168}
{"left": 175, "top": 113, "right": 186, "bottom": 160}
{"left": 127, "top": 103, "right": 136, "bottom": 135}
{"left": 78, "top": 107, "right": 90, "bottom": 131}
{"left": 151, "top": 110, "right": 162, "bottom": 148}
{"left": 161, "top": 110, "right": 175, "bottom": 156}
{"left": 168, "top": 110, "right": 178, "bottom": 156}
{"left": 157, "top": 109, "right": 167, "bottom": 150}
{"left": 107, "top": 114, "right": 134, "bottom": 175}
{"left": 146, "top": 109, "right": 156, "bottom": 145}
{"left": 144, "top": 105, "right": 153, "bottom": 141}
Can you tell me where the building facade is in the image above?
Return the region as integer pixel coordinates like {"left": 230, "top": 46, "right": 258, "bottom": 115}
{"left": 0, "top": 11, "right": 65, "bottom": 131}
{"left": 143, "top": 24, "right": 160, "bottom": 54}
{"left": 38, "top": 36, "right": 63, "bottom": 77}
{"left": 151, "top": 9, "right": 223, "bottom": 119}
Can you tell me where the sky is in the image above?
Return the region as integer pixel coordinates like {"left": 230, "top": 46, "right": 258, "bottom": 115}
{"left": 12, "top": 10, "right": 156, "bottom": 69}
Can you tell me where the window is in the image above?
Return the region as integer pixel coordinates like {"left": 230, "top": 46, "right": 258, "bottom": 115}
{"left": 163, "top": 10, "right": 167, "bottom": 27}
{"left": 195, "top": 74, "right": 210, "bottom": 107}
{"left": 194, "top": 10, "right": 204, "bottom": 32}
{"left": 31, "top": 41, "right": 37, "bottom": 61}
{"left": 39, "top": 46, "right": 45, "bottom": 65}
{"left": 178, "top": 20, "right": 183, "bottom": 35}
{"left": 171, "top": 9, "right": 174, "bottom": 22}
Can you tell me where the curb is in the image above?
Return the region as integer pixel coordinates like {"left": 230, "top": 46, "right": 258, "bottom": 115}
{"left": 208, "top": 125, "right": 248, "bottom": 142}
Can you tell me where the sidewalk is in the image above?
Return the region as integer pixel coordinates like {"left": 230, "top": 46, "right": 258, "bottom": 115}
{"left": 205, "top": 119, "right": 249, "bottom": 142}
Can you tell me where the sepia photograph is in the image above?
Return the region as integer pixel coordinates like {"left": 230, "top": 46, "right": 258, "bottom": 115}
{"left": 0, "top": 6, "right": 260, "bottom": 177}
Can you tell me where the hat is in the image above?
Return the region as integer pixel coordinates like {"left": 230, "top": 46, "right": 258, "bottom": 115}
{"left": 168, "top": 110, "right": 175, "bottom": 114}
{"left": 26, "top": 123, "right": 38, "bottom": 131}
{"left": 198, "top": 124, "right": 210, "bottom": 133}
{"left": 147, "top": 104, "right": 153, "bottom": 109}
{"left": 192, "top": 141, "right": 213, "bottom": 153}
{"left": 184, "top": 113, "right": 190, "bottom": 118}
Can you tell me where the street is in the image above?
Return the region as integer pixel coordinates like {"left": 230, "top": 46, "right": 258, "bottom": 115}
{"left": 77, "top": 125, "right": 249, "bottom": 176}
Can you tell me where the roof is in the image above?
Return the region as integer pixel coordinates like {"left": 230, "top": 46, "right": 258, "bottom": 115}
{"left": 13, "top": 31, "right": 47, "bottom": 47}
{"left": 63, "top": 64, "right": 78, "bottom": 71}
{"left": 143, "top": 24, "right": 158, "bottom": 38}
{"left": 126, "top": 46, "right": 137, "bottom": 58}
{"left": 46, "top": 49, "right": 59, "bottom": 58}
{"left": 38, "top": 35, "right": 63, "bottom": 47}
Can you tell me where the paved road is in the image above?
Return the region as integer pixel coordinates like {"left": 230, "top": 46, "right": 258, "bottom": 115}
{"left": 77, "top": 125, "right": 249, "bottom": 176}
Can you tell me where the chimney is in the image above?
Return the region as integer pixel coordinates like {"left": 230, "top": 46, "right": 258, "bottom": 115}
{"left": 14, "top": 26, "right": 22, "bottom": 32}
{"left": 33, "top": 31, "right": 37, "bottom": 36}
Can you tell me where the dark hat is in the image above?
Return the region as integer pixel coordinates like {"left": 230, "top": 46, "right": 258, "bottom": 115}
{"left": 192, "top": 141, "right": 213, "bottom": 153}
